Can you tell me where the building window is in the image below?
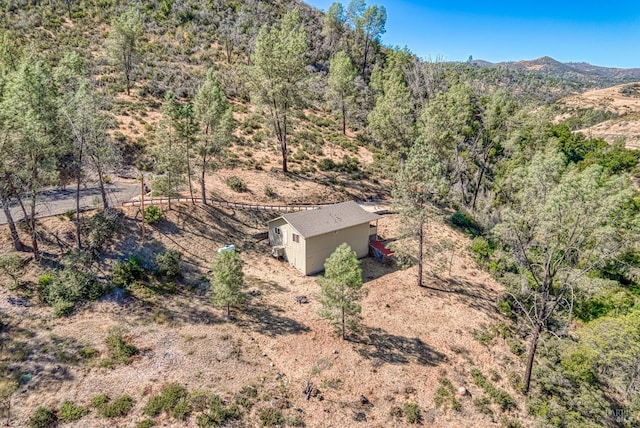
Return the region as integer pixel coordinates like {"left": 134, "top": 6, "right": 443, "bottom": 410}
{"left": 293, "top": 233, "right": 300, "bottom": 243}
{"left": 274, "top": 227, "right": 281, "bottom": 235}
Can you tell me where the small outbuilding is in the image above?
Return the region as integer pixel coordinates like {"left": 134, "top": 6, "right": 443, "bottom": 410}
{"left": 268, "top": 201, "right": 381, "bottom": 275}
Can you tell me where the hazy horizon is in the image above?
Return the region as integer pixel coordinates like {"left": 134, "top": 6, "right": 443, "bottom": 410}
{"left": 304, "top": 0, "right": 640, "bottom": 69}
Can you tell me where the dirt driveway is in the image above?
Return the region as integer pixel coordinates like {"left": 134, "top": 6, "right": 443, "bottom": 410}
{"left": 0, "top": 179, "right": 140, "bottom": 225}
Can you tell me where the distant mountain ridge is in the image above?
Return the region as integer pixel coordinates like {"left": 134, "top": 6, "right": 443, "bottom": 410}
{"left": 469, "top": 56, "right": 640, "bottom": 87}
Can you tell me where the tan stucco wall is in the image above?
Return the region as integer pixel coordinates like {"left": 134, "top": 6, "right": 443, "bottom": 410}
{"left": 269, "top": 220, "right": 372, "bottom": 275}
{"left": 268, "top": 219, "right": 307, "bottom": 273}
{"left": 304, "top": 223, "right": 371, "bottom": 275}
{"left": 268, "top": 218, "right": 288, "bottom": 246}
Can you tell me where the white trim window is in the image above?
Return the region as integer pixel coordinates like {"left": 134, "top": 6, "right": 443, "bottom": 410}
{"left": 293, "top": 233, "right": 300, "bottom": 243}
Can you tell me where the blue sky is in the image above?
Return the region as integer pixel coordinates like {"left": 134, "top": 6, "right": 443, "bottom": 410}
{"left": 304, "top": 0, "right": 640, "bottom": 68}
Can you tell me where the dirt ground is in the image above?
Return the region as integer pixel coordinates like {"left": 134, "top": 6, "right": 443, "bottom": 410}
{"left": 0, "top": 198, "right": 526, "bottom": 427}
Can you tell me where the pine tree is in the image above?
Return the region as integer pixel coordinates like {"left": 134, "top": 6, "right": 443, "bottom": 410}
{"left": 393, "top": 141, "right": 449, "bottom": 287}
{"left": 152, "top": 92, "right": 186, "bottom": 209}
{"left": 107, "top": 7, "right": 144, "bottom": 96}
{"left": 368, "top": 51, "right": 416, "bottom": 162}
{"left": 249, "top": 9, "right": 308, "bottom": 173}
{"left": 327, "top": 51, "right": 357, "bottom": 135}
{"left": 318, "top": 243, "right": 364, "bottom": 340}
{"left": 1, "top": 52, "right": 60, "bottom": 257}
{"left": 210, "top": 250, "right": 244, "bottom": 320}
{"left": 194, "top": 70, "right": 232, "bottom": 205}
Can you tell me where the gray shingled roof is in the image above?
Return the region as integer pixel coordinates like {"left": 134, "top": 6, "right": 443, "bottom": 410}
{"left": 274, "top": 201, "right": 381, "bottom": 239}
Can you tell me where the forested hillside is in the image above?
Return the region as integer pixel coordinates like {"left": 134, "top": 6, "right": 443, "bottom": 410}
{"left": 1, "top": 0, "right": 640, "bottom": 427}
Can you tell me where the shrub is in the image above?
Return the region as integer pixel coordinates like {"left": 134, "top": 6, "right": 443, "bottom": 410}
{"left": 172, "top": 399, "right": 191, "bottom": 420}
{"left": 144, "top": 206, "right": 163, "bottom": 224}
{"left": 99, "top": 395, "right": 134, "bottom": 418}
{"left": 339, "top": 155, "right": 359, "bottom": 173}
{"left": 78, "top": 346, "right": 98, "bottom": 360}
{"left": 111, "top": 257, "right": 146, "bottom": 287}
{"left": 105, "top": 328, "right": 138, "bottom": 365}
{"left": 318, "top": 158, "right": 338, "bottom": 171}
{"left": 196, "top": 394, "right": 242, "bottom": 426}
{"left": 135, "top": 420, "right": 155, "bottom": 428}
{"left": 225, "top": 176, "right": 248, "bottom": 193}
{"left": 38, "top": 267, "right": 104, "bottom": 316}
{"left": 189, "top": 390, "right": 214, "bottom": 412}
{"left": 155, "top": 250, "right": 182, "bottom": 279}
{"left": 403, "top": 402, "right": 422, "bottom": 424}
{"left": 59, "top": 400, "right": 88, "bottom": 422}
{"left": 29, "top": 407, "right": 56, "bottom": 428}
{"left": 143, "top": 383, "right": 188, "bottom": 418}
{"left": 92, "top": 394, "right": 110, "bottom": 407}
{"left": 264, "top": 185, "right": 276, "bottom": 198}
{"left": 470, "top": 237, "right": 493, "bottom": 262}
{"left": 258, "top": 407, "right": 284, "bottom": 427}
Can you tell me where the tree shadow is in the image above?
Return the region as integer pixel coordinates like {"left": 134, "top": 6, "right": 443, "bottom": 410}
{"left": 354, "top": 326, "right": 446, "bottom": 367}
{"left": 0, "top": 317, "right": 77, "bottom": 393}
{"left": 360, "top": 256, "right": 400, "bottom": 283}
{"left": 423, "top": 275, "right": 498, "bottom": 315}
{"left": 240, "top": 304, "right": 310, "bottom": 337}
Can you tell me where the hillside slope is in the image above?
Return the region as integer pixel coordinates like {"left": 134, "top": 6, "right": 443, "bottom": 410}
{"left": 558, "top": 82, "right": 640, "bottom": 149}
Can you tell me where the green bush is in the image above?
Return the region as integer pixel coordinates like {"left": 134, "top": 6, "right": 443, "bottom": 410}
{"left": 189, "top": 390, "right": 214, "bottom": 412}
{"left": 111, "top": 257, "right": 146, "bottom": 287}
{"left": 144, "top": 206, "right": 163, "bottom": 224}
{"left": 29, "top": 407, "right": 57, "bottom": 428}
{"left": 105, "top": 328, "right": 138, "bottom": 365}
{"left": 196, "top": 394, "right": 242, "bottom": 427}
{"left": 59, "top": 400, "right": 88, "bottom": 422}
{"left": 318, "top": 158, "right": 338, "bottom": 171}
{"left": 574, "top": 287, "right": 637, "bottom": 321}
{"left": 339, "top": 155, "right": 359, "bottom": 172}
{"left": 172, "top": 399, "right": 191, "bottom": 420}
{"left": 78, "top": 345, "right": 98, "bottom": 360}
{"left": 38, "top": 267, "right": 104, "bottom": 316}
{"left": 225, "top": 176, "right": 248, "bottom": 193}
{"left": 470, "top": 237, "right": 494, "bottom": 262}
{"left": 155, "top": 250, "right": 182, "bottom": 279}
{"left": 403, "top": 402, "right": 422, "bottom": 424}
{"left": 143, "top": 383, "right": 188, "bottom": 418}
{"left": 99, "top": 395, "right": 134, "bottom": 418}
{"left": 135, "top": 420, "right": 155, "bottom": 428}
{"left": 92, "top": 394, "right": 110, "bottom": 407}
{"left": 258, "top": 407, "right": 284, "bottom": 427}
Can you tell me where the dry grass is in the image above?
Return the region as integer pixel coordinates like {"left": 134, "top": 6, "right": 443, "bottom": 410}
{"left": 0, "top": 197, "right": 527, "bottom": 426}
